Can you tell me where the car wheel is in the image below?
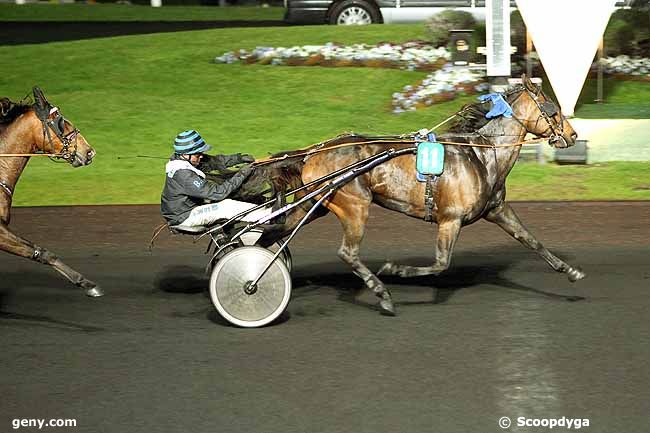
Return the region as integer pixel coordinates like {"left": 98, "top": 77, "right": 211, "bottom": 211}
{"left": 329, "top": 0, "right": 381, "bottom": 25}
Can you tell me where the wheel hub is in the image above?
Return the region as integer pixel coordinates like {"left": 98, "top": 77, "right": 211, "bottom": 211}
{"left": 338, "top": 7, "right": 372, "bottom": 25}
{"left": 244, "top": 281, "right": 257, "bottom": 295}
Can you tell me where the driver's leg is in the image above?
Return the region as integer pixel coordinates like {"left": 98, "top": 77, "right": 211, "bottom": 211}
{"left": 179, "top": 199, "right": 272, "bottom": 227}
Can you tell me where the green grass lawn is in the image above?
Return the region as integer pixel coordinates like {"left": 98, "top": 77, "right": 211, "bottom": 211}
{"left": 0, "top": 24, "right": 648, "bottom": 205}
{"left": 574, "top": 78, "right": 650, "bottom": 119}
{"left": 507, "top": 162, "right": 650, "bottom": 201}
{"left": 0, "top": 4, "right": 284, "bottom": 21}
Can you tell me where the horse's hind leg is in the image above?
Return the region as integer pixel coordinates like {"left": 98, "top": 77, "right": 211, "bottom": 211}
{"left": 484, "top": 202, "right": 585, "bottom": 282}
{"left": 378, "top": 219, "right": 461, "bottom": 278}
{"left": 0, "top": 224, "right": 103, "bottom": 297}
{"left": 328, "top": 194, "right": 396, "bottom": 316}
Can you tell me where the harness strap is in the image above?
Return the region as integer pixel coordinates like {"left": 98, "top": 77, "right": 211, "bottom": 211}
{"left": 424, "top": 175, "right": 438, "bottom": 223}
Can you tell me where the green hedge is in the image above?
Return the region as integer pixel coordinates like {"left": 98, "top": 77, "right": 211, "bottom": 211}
{"left": 425, "top": 10, "right": 476, "bottom": 48}
{"left": 604, "top": 7, "right": 650, "bottom": 56}
{"left": 426, "top": 6, "right": 649, "bottom": 58}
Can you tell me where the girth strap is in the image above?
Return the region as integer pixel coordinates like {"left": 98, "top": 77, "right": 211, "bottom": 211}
{"left": 424, "top": 175, "right": 438, "bottom": 223}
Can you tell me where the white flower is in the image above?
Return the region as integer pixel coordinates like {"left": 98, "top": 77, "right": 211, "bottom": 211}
{"left": 599, "top": 55, "right": 650, "bottom": 76}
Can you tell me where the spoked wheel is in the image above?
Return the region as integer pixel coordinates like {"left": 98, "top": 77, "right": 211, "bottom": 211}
{"left": 210, "top": 246, "right": 291, "bottom": 328}
{"left": 240, "top": 230, "right": 292, "bottom": 272}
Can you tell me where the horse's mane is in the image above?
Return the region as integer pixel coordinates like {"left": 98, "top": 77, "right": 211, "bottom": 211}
{"left": 0, "top": 97, "right": 32, "bottom": 129}
{"left": 446, "top": 101, "right": 491, "bottom": 133}
{"left": 446, "top": 87, "right": 524, "bottom": 133}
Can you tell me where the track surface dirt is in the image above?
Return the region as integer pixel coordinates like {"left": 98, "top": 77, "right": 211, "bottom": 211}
{"left": 1, "top": 202, "right": 648, "bottom": 433}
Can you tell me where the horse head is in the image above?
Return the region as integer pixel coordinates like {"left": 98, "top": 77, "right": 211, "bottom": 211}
{"left": 519, "top": 75, "right": 577, "bottom": 148}
{"left": 31, "top": 86, "right": 96, "bottom": 167}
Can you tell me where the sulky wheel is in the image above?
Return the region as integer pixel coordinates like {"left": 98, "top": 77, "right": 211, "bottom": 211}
{"left": 240, "top": 230, "right": 292, "bottom": 272}
{"left": 266, "top": 241, "right": 293, "bottom": 273}
{"left": 210, "top": 246, "right": 291, "bottom": 328}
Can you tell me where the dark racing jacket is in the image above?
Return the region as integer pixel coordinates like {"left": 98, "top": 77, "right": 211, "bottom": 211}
{"left": 160, "top": 153, "right": 249, "bottom": 225}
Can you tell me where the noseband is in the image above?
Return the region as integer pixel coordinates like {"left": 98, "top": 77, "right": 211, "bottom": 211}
{"left": 36, "top": 106, "right": 79, "bottom": 164}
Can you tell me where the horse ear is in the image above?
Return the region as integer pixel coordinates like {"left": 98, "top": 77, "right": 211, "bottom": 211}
{"left": 32, "top": 86, "right": 49, "bottom": 109}
{"left": 521, "top": 74, "right": 537, "bottom": 92}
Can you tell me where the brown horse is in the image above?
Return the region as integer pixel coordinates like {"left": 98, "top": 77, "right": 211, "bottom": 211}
{"left": 250, "top": 76, "right": 584, "bottom": 316}
{"left": 0, "top": 87, "right": 102, "bottom": 297}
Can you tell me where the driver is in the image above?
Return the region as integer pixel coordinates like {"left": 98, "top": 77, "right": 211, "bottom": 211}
{"left": 161, "top": 129, "right": 271, "bottom": 229}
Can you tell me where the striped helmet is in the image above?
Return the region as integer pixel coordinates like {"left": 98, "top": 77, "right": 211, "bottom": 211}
{"left": 173, "top": 130, "right": 212, "bottom": 155}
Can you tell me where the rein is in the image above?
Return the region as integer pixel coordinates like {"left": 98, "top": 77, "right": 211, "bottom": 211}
{"left": 253, "top": 84, "right": 563, "bottom": 166}
{"left": 0, "top": 152, "right": 66, "bottom": 158}
{"left": 252, "top": 136, "right": 545, "bottom": 166}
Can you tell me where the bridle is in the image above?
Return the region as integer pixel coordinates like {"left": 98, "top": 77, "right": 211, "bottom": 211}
{"left": 0, "top": 92, "right": 83, "bottom": 200}
{"left": 517, "top": 85, "right": 567, "bottom": 147}
{"left": 36, "top": 105, "right": 80, "bottom": 164}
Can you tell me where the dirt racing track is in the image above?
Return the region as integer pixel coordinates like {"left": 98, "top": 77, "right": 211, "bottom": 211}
{"left": 0, "top": 202, "right": 648, "bottom": 433}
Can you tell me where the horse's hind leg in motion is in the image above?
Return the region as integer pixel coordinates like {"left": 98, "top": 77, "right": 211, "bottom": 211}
{"left": 484, "top": 202, "right": 585, "bottom": 282}
{"left": 0, "top": 223, "right": 103, "bottom": 297}
{"left": 327, "top": 191, "right": 397, "bottom": 316}
{"left": 378, "top": 218, "right": 462, "bottom": 278}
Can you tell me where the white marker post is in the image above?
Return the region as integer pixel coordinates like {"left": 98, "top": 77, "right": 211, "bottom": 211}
{"left": 151, "top": 0, "right": 162, "bottom": 7}
{"left": 516, "top": 0, "right": 617, "bottom": 116}
{"left": 485, "top": 0, "right": 511, "bottom": 92}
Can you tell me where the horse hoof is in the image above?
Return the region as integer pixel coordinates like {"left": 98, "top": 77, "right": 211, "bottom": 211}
{"left": 377, "top": 262, "right": 395, "bottom": 276}
{"left": 567, "top": 267, "right": 586, "bottom": 282}
{"left": 379, "top": 299, "right": 396, "bottom": 316}
{"left": 86, "top": 286, "right": 104, "bottom": 297}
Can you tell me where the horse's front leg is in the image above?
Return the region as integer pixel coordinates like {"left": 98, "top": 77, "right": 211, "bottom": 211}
{"left": 484, "top": 202, "right": 585, "bottom": 282}
{"left": 378, "top": 219, "right": 461, "bottom": 278}
{"left": 0, "top": 223, "right": 103, "bottom": 297}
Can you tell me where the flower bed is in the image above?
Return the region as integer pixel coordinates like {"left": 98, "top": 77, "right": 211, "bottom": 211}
{"left": 522, "top": 54, "right": 650, "bottom": 81}
{"left": 600, "top": 56, "right": 650, "bottom": 81}
{"left": 215, "top": 41, "right": 451, "bottom": 72}
{"left": 391, "top": 68, "right": 487, "bottom": 113}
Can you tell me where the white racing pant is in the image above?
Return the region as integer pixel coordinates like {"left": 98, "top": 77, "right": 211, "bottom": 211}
{"left": 179, "top": 199, "right": 273, "bottom": 228}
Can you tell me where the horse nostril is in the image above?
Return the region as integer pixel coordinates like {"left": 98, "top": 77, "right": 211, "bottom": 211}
{"left": 571, "top": 132, "right": 578, "bottom": 141}
{"left": 88, "top": 150, "right": 96, "bottom": 159}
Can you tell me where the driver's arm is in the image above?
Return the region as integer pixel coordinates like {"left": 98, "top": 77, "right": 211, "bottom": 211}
{"left": 177, "top": 170, "right": 248, "bottom": 202}
{"left": 199, "top": 153, "right": 251, "bottom": 172}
